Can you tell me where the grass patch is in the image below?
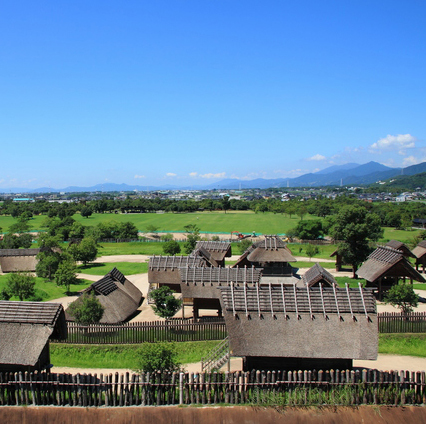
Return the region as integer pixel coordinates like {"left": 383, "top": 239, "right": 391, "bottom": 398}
{"left": 412, "top": 283, "right": 426, "bottom": 291}
{"left": 0, "top": 275, "right": 92, "bottom": 301}
{"left": 97, "top": 241, "right": 182, "bottom": 256}
{"left": 296, "top": 261, "right": 336, "bottom": 269}
{"left": 378, "top": 333, "right": 426, "bottom": 357}
{"left": 50, "top": 341, "right": 219, "bottom": 369}
{"left": 78, "top": 262, "right": 148, "bottom": 275}
{"left": 334, "top": 276, "right": 366, "bottom": 288}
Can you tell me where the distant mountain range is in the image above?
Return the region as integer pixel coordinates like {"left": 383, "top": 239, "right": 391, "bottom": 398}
{"left": 3, "top": 161, "right": 426, "bottom": 193}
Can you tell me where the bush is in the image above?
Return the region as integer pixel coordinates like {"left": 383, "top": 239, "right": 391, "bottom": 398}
{"left": 163, "top": 240, "right": 181, "bottom": 256}
{"left": 135, "top": 343, "right": 181, "bottom": 373}
{"left": 385, "top": 283, "right": 419, "bottom": 315}
{"left": 150, "top": 286, "right": 182, "bottom": 319}
{"left": 68, "top": 293, "right": 105, "bottom": 324}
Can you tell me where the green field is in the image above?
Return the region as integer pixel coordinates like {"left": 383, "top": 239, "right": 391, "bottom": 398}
{"left": 0, "top": 275, "right": 92, "bottom": 301}
{"left": 378, "top": 334, "right": 426, "bottom": 357}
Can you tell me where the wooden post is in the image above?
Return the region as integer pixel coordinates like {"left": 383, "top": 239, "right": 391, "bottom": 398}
{"left": 179, "top": 372, "right": 184, "bottom": 405}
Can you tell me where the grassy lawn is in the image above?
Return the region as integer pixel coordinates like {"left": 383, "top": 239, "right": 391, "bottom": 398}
{"left": 51, "top": 334, "right": 426, "bottom": 369}
{"left": 97, "top": 241, "right": 175, "bottom": 256}
{"left": 334, "top": 276, "right": 366, "bottom": 288}
{"left": 378, "top": 334, "right": 426, "bottom": 357}
{"left": 295, "top": 261, "right": 336, "bottom": 269}
{"left": 413, "top": 283, "right": 426, "bottom": 291}
{"left": 78, "top": 262, "right": 148, "bottom": 276}
{"left": 51, "top": 341, "right": 219, "bottom": 369}
{"left": 0, "top": 275, "right": 92, "bottom": 301}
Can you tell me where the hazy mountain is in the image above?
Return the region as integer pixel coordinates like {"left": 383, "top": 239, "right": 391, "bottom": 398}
{"left": 2, "top": 161, "right": 426, "bottom": 193}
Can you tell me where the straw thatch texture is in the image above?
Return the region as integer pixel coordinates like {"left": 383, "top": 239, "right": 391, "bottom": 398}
{"left": 0, "top": 301, "right": 66, "bottom": 371}
{"left": 0, "top": 248, "right": 41, "bottom": 272}
{"left": 190, "top": 246, "right": 219, "bottom": 267}
{"left": 413, "top": 240, "right": 426, "bottom": 260}
{"left": 357, "top": 246, "right": 425, "bottom": 283}
{"left": 301, "top": 263, "right": 337, "bottom": 287}
{"left": 195, "top": 241, "right": 231, "bottom": 265}
{"left": 67, "top": 267, "right": 142, "bottom": 324}
{"left": 385, "top": 240, "right": 415, "bottom": 258}
{"left": 219, "top": 285, "right": 377, "bottom": 361}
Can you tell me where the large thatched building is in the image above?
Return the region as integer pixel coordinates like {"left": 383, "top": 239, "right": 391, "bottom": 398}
{"left": 179, "top": 266, "right": 262, "bottom": 319}
{"left": 148, "top": 255, "right": 206, "bottom": 294}
{"left": 219, "top": 284, "right": 377, "bottom": 371}
{"left": 357, "top": 246, "right": 425, "bottom": 299}
{"left": 0, "top": 248, "right": 41, "bottom": 272}
{"left": 194, "top": 241, "right": 232, "bottom": 267}
{"left": 232, "top": 236, "right": 297, "bottom": 276}
{"left": 0, "top": 301, "right": 67, "bottom": 372}
{"left": 66, "top": 267, "right": 142, "bottom": 324}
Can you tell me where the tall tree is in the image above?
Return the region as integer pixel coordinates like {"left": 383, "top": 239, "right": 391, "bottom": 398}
{"left": 5, "top": 272, "right": 36, "bottom": 301}
{"left": 326, "top": 205, "right": 383, "bottom": 278}
{"left": 150, "top": 286, "right": 182, "bottom": 320}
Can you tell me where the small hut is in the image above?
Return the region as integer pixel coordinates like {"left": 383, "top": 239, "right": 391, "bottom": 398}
{"left": 194, "top": 241, "right": 232, "bottom": 267}
{"left": 330, "top": 249, "right": 345, "bottom": 271}
{"left": 0, "top": 301, "right": 67, "bottom": 372}
{"left": 357, "top": 246, "right": 425, "bottom": 300}
{"left": 0, "top": 248, "right": 41, "bottom": 272}
{"left": 219, "top": 284, "right": 377, "bottom": 371}
{"left": 66, "top": 267, "right": 142, "bottom": 324}
{"left": 232, "top": 236, "right": 297, "bottom": 276}
{"left": 412, "top": 240, "right": 426, "bottom": 273}
{"left": 300, "top": 263, "right": 337, "bottom": 288}
{"left": 179, "top": 266, "right": 262, "bottom": 319}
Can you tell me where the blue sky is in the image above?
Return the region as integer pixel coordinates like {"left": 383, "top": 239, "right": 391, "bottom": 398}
{"left": 1, "top": 1, "right": 425, "bottom": 189}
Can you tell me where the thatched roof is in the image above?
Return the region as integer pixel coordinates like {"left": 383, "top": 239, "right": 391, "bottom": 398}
{"left": 219, "top": 285, "right": 377, "bottom": 360}
{"left": 302, "top": 263, "right": 337, "bottom": 287}
{"left": 357, "top": 246, "right": 425, "bottom": 283}
{"left": 67, "top": 267, "right": 142, "bottom": 324}
{"left": 0, "top": 301, "right": 66, "bottom": 368}
{"left": 385, "top": 240, "right": 415, "bottom": 258}
{"left": 190, "top": 246, "right": 219, "bottom": 267}
{"left": 180, "top": 266, "right": 262, "bottom": 285}
{"left": 195, "top": 241, "right": 232, "bottom": 261}
{"left": 0, "top": 248, "right": 41, "bottom": 257}
{"left": 233, "top": 236, "right": 296, "bottom": 266}
{"left": 412, "top": 240, "right": 426, "bottom": 260}
{"left": 149, "top": 255, "right": 205, "bottom": 270}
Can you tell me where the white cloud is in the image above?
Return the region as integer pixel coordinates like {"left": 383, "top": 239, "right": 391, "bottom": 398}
{"left": 134, "top": 174, "right": 145, "bottom": 179}
{"left": 166, "top": 172, "right": 177, "bottom": 177}
{"left": 190, "top": 172, "right": 226, "bottom": 179}
{"left": 370, "top": 134, "right": 416, "bottom": 153}
{"left": 402, "top": 156, "right": 422, "bottom": 167}
{"left": 308, "top": 154, "right": 326, "bottom": 161}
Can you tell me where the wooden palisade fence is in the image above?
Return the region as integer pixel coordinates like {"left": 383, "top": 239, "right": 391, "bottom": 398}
{"left": 55, "top": 313, "right": 426, "bottom": 345}
{"left": 0, "top": 369, "right": 425, "bottom": 407}
{"left": 378, "top": 312, "right": 426, "bottom": 333}
{"left": 58, "top": 319, "right": 227, "bottom": 344}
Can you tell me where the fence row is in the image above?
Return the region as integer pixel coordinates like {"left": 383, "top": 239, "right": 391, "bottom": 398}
{"left": 59, "top": 320, "right": 227, "bottom": 344}
{"left": 56, "top": 313, "right": 426, "bottom": 345}
{"left": 0, "top": 369, "right": 425, "bottom": 407}
{"left": 378, "top": 312, "right": 426, "bottom": 333}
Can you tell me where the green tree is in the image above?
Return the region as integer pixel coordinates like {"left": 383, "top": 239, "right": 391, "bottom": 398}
{"left": 326, "top": 205, "right": 383, "bottom": 278}
{"left": 239, "top": 238, "right": 253, "bottom": 254}
{"left": 67, "top": 293, "right": 105, "bottom": 324}
{"left": 135, "top": 343, "right": 181, "bottom": 373}
{"left": 55, "top": 257, "right": 77, "bottom": 293}
{"left": 145, "top": 224, "right": 159, "bottom": 237}
{"left": 69, "top": 222, "right": 86, "bottom": 239}
{"left": 80, "top": 206, "right": 93, "bottom": 218}
{"left": 294, "top": 220, "right": 323, "bottom": 240}
{"left": 150, "top": 286, "right": 182, "bottom": 319}
{"left": 305, "top": 244, "right": 319, "bottom": 261}
{"left": 385, "top": 283, "right": 419, "bottom": 315}
{"left": 5, "top": 272, "right": 36, "bottom": 301}
{"left": 36, "top": 250, "right": 62, "bottom": 281}
{"left": 183, "top": 224, "right": 200, "bottom": 254}
{"left": 221, "top": 195, "right": 231, "bottom": 214}
{"left": 163, "top": 240, "right": 181, "bottom": 256}
{"left": 69, "top": 237, "right": 98, "bottom": 265}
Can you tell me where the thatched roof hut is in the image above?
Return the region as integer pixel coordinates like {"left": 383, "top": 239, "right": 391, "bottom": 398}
{"left": 219, "top": 284, "right": 377, "bottom": 371}
{"left": 412, "top": 240, "right": 426, "bottom": 272}
{"left": 190, "top": 246, "right": 219, "bottom": 267}
{"left": 357, "top": 246, "right": 425, "bottom": 299}
{"left": 385, "top": 240, "right": 415, "bottom": 258}
{"left": 180, "top": 266, "right": 262, "bottom": 319}
{"left": 301, "top": 263, "right": 337, "bottom": 288}
{"left": 232, "top": 236, "right": 296, "bottom": 276}
{"left": 66, "top": 267, "right": 142, "bottom": 324}
{"left": 0, "top": 301, "right": 66, "bottom": 372}
{"left": 148, "top": 255, "right": 206, "bottom": 293}
{"left": 0, "top": 248, "right": 41, "bottom": 273}
{"left": 195, "top": 241, "right": 232, "bottom": 266}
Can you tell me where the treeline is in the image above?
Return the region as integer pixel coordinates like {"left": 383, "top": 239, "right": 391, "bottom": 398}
{"left": 1, "top": 195, "right": 426, "bottom": 230}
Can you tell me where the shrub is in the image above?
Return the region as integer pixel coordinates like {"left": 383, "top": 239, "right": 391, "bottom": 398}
{"left": 135, "top": 343, "right": 181, "bottom": 373}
